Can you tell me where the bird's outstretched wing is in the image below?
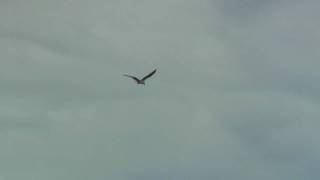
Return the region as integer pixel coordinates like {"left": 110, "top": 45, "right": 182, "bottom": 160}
{"left": 142, "top": 69, "right": 156, "bottom": 81}
{"left": 123, "top": 74, "right": 140, "bottom": 83}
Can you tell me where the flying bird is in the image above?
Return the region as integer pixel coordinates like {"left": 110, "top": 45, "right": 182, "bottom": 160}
{"left": 124, "top": 69, "right": 157, "bottom": 85}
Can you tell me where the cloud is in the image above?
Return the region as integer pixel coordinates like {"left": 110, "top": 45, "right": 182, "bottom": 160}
{"left": 0, "top": 0, "right": 319, "bottom": 179}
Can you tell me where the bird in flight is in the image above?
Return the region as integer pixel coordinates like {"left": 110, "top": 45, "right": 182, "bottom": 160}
{"left": 124, "top": 69, "right": 157, "bottom": 85}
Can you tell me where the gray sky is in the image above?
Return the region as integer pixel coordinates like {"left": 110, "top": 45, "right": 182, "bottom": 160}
{"left": 0, "top": 0, "right": 320, "bottom": 179}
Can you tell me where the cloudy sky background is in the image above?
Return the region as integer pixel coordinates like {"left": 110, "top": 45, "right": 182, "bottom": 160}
{"left": 0, "top": 0, "right": 320, "bottom": 179}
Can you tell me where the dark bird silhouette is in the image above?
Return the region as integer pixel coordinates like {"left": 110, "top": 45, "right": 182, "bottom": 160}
{"left": 124, "top": 69, "right": 157, "bottom": 85}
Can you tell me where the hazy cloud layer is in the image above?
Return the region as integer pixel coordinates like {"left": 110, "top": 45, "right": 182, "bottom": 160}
{"left": 0, "top": 0, "right": 319, "bottom": 179}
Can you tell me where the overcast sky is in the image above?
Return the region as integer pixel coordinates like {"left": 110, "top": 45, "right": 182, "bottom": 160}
{"left": 0, "top": 0, "right": 320, "bottom": 179}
